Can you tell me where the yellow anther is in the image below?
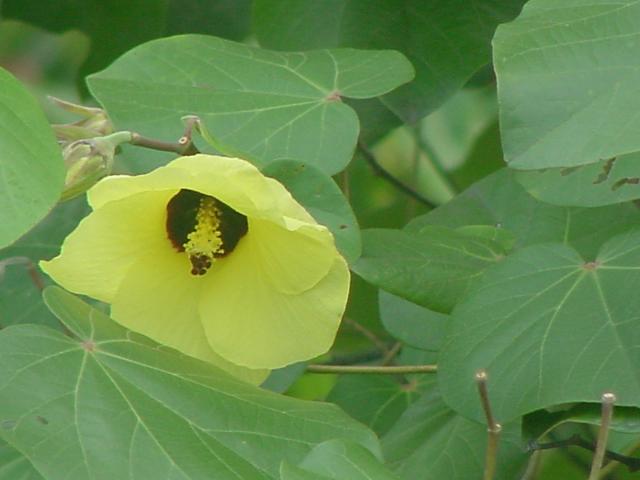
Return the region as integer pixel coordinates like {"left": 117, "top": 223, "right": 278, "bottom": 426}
{"left": 183, "top": 198, "right": 224, "bottom": 275}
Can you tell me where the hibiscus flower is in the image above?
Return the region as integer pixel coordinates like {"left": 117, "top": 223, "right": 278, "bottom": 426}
{"left": 41, "top": 155, "right": 350, "bottom": 382}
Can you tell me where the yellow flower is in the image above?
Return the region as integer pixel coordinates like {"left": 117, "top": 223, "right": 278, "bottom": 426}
{"left": 41, "top": 155, "right": 350, "bottom": 381}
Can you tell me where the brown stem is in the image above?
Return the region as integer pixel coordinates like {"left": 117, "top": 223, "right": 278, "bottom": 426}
{"left": 475, "top": 370, "right": 502, "bottom": 480}
{"left": 589, "top": 393, "right": 616, "bottom": 480}
{"left": 130, "top": 132, "right": 199, "bottom": 156}
{"left": 357, "top": 141, "right": 437, "bottom": 209}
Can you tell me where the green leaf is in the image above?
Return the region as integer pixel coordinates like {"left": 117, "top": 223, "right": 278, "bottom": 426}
{"left": 494, "top": 0, "right": 640, "bottom": 169}
{"left": 0, "top": 67, "right": 65, "bottom": 248}
{"left": 281, "top": 463, "right": 329, "bottom": 480}
{"left": 254, "top": 0, "right": 525, "bottom": 122}
{"left": 382, "top": 386, "right": 528, "bottom": 480}
{"left": 378, "top": 291, "right": 448, "bottom": 351}
{"left": 353, "top": 226, "right": 507, "bottom": 313}
{"left": 0, "top": 196, "right": 89, "bottom": 327}
{"left": 514, "top": 153, "right": 640, "bottom": 207}
{"left": 523, "top": 405, "right": 640, "bottom": 443}
{"left": 0, "top": 440, "right": 43, "bottom": 479}
{"left": 280, "top": 440, "right": 401, "bottom": 480}
{"left": 0, "top": 287, "right": 379, "bottom": 479}
{"left": 262, "top": 160, "right": 361, "bottom": 263}
{"left": 289, "top": 440, "right": 400, "bottom": 480}
{"left": 439, "top": 228, "right": 640, "bottom": 423}
{"left": 410, "top": 169, "right": 640, "bottom": 260}
{"left": 1, "top": 0, "right": 166, "bottom": 77}
{"left": 327, "top": 375, "right": 424, "bottom": 436}
{"left": 88, "top": 35, "right": 414, "bottom": 174}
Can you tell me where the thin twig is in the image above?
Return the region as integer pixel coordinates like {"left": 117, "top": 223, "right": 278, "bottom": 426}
{"left": 130, "top": 132, "right": 199, "bottom": 155}
{"left": 589, "top": 393, "right": 616, "bottom": 480}
{"left": 306, "top": 364, "right": 437, "bottom": 374}
{"left": 529, "top": 435, "right": 640, "bottom": 473}
{"left": 598, "top": 438, "right": 640, "bottom": 478}
{"left": 343, "top": 317, "right": 390, "bottom": 355}
{"left": 357, "top": 141, "right": 437, "bottom": 208}
{"left": 476, "top": 370, "right": 502, "bottom": 480}
{"left": 381, "top": 341, "right": 402, "bottom": 366}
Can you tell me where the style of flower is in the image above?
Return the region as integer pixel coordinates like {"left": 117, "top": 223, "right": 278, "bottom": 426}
{"left": 41, "top": 155, "right": 350, "bottom": 382}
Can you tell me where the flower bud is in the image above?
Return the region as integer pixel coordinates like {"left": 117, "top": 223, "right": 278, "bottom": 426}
{"left": 60, "top": 132, "right": 132, "bottom": 201}
{"left": 48, "top": 96, "right": 113, "bottom": 143}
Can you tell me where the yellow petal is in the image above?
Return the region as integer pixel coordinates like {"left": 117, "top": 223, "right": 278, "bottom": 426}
{"left": 40, "top": 190, "right": 175, "bottom": 303}
{"left": 111, "top": 252, "right": 268, "bottom": 384}
{"left": 88, "top": 155, "right": 315, "bottom": 225}
{"left": 250, "top": 218, "right": 335, "bottom": 294}
{"left": 199, "top": 230, "right": 350, "bottom": 369}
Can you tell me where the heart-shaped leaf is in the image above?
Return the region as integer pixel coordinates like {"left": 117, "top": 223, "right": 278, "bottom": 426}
{"left": 439, "top": 228, "right": 640, "bottom": 423}
{"left": 495, "top": 0, "right": 640, "bottom": 169}
{"left": 88, "top": 35, "right": 414, "bottom": 174}
{"left": 254, "top": 0, "right": 525, "bottom": 122}
{"left": 0, "top": 287, "right": 379, "bottom": 479}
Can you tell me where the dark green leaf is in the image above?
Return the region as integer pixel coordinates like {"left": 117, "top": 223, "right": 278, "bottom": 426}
{"left": 523, "top": 405, "right": 640, "bottom": 443}
{"left": 353, "top": 226, "right": 507, "bottom": 313}
{"left": 494, "top": 0, "right": 640, "bottom": 169}
{"left": 0, "top": 287, "right": 379, "bottom": 479}
{"left": 0, "top": 67, "right": 65, "bottom": 248}
{"left": 2, "top": 0, "right": 166, "bottom": 77}
{"left": 88, "top": 35, "right": 414, "bottom": 174}
{"left": 439, "top": 228, "right": 640, "bottom": 423}
{"left": 0, "top": 196, "right": 88, "bottom": 327}
{"left": 262, "top": 160, "right": 361, "bottom": 263}
{"left": 166, "top": 0, "right": 252, "bottom": 40}
{"left": 327, "top": 375, "right": 423, "bottom": 436}
{"left": 254, "top": 0, "right": 525, "bottom": 122}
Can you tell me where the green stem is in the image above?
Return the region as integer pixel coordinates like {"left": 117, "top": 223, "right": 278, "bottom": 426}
{"left": 306, "top": 364, "right": 437, "bottom": 374}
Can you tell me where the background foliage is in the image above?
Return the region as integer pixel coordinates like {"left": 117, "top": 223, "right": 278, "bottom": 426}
{"left": 1, "top": 0, "right": 640, "bottom": 478}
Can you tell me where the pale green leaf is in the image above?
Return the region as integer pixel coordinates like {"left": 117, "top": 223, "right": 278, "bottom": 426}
{"left": 294, "top": 440, "right": 400, "bottom": 480}
{"left": 0, "top": 67, "right": 64, "bottom": 248}
{"left": 514, "top": 153, "right": 640, "bottom": 207}
{"left": 0, "top": 287, "right": 379, "bottom": 480}
{"left": 495, "top": 0, "right": 640, "bottom": 169}
{"left": 88, "top": 35, "right": 414, "bottom": 174}
{"left": 439, "top": 228, "right": 640, "bottom": 423}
